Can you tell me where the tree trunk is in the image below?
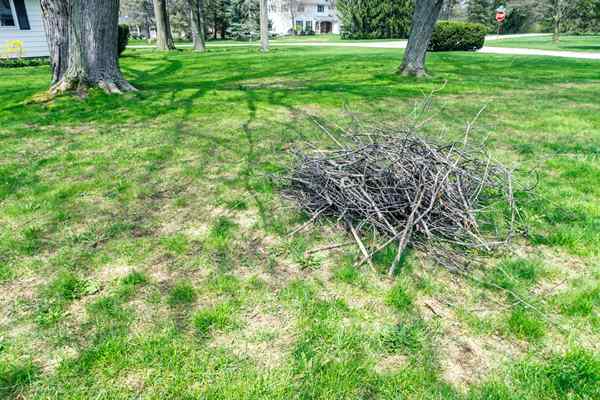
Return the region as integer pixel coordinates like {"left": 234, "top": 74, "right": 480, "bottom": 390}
{"left": 189, "top": 0, "right": 206, "bottom": 51}
{"left": 552, "top": 0, "right": 562, "bottom": 43}
{"left": 260, "top": 0, "right": 269, "bottom": 52}
{"left": 399, "top": 0, "right": 444, "bottom": 77}
{"left": 143, "top": 18, "right": 151, "bottom": 42}
{"left": 40, "top": 0, "right": 69, "bottom": 84}
{"left": 291, "top": 10, "right": 296, "bottom": 34}
{"left": 153, "top": 0, "right": 175, "bottom": 50}
{"left": 290, "top": 1, "right": 296, "bottom": 35}
{"left": 41, "top": 0, "right": 136, "bottom": 95}
{"left": 213, "top": 8, "right": 218, "bottom": 40}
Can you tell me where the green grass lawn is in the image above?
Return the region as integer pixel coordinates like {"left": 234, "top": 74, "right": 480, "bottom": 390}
{"left": 128, "top": 34, "right": 401, "bottom": 47}
{"left": 1, "top": 46, "right": 599, "bottom": 399}
{"left": 486, "top": 34, "right": 600, "bottom": 52}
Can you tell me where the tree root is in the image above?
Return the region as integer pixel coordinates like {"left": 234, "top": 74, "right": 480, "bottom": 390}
{"left": 97, "top": 78, "right": 138, "bottom": 94}
{"left": 49, "top": 76, "right": 137, "bottom": 96}
{"left": 399, "top": 65, "right": 428, "bottom": 78}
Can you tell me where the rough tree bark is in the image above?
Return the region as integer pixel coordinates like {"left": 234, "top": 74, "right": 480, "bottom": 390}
{"left": 289, "top": 0, "right": 296, "bottom": 34}
{"left": 189, "top": 0, "right": 206, "bottom": 52}
{"left": 552, "top": 0, "right": 562, "bottom": 43}
{"left": 40, "top": 0, "right": 69, "bottom": 84}
{"left": 41, "top": 0, "right": 136, "bottom": 94}
{"left": 399, "top": 0, "right": 444, "bottom": 77}
{"left": 142, "top": 17, "right": 151, "bottom": 43}
{"left": 260, "top": 0, "right": 269, "bottom": 52}
{"left": 153, "top": 0, "right": 175, "bottom": 50}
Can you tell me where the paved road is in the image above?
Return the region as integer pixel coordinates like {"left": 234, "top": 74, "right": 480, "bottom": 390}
{"left": 478, "top": 46, "right": 600, "bottom": 60}
{"left": 129, "top": 33, "right": 600, "bottom": 60}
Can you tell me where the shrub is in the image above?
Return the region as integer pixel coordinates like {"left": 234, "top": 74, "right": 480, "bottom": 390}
{"left": 118, "top": 24, "right": 130, "bottom": 56}
{"left": 0, "top": 57, "right": 49, "bottom": 68}
{"left": 429, "top": 21, "right": 487, "bottom": 52}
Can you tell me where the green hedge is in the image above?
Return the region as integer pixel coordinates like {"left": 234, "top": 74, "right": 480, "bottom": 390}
{"left": 429, "top": 21, "right": 487, "bottom": 52}
{"left": 0, "top": 57, "right": 49, "bottom": 68}
{"left": 118, "top": 25, "right": 130, "bottom": 56}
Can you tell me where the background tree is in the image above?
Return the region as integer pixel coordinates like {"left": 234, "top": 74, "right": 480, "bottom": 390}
{"left": 338, "top": 0, "right": 414, "bottom": 40}
{"left": 153, "top": 0, "right": 176, "bottom": 49}
{"left": 205, "top": 0, "right": 229, "bottom": 39}
{"left": 400, "top": 0, "right": 444, "bottom": 77}
{"left": 441, "top": 0, "right": 459, "bottom": 20}
{"left": 467, "top": 0, "right": 491, "bottom": 26}
{"left": 259, "top": 0, "right": 269, "bottom": 51}
{"left": 120, "top": 0, "right": 154, "bottom": 40}
{"left": 507, "top": 0, "right": 596, "bottom": 39}
{"left": 227, "top": 0, "right": 260, "bottom": 40}
{"left": 565, "top": 0, "right": 600, "bottom": 32}
{"left": 466, "top": 1, "right": 545, "bottom": 34}
{"left": 41, "top": 0, "right": 136, "bottom": 94}
{"left": 189, "top": 0, "right": 207, "bottom": 50}
{"left": 551, "top": 0, "right": 564, "bottom": 42}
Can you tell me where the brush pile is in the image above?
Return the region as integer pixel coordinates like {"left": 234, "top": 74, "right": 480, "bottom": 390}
{"left": 282, "top": 119, "right": 522, "bottom": 275}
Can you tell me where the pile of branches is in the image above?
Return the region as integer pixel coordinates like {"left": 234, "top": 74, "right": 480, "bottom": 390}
{"left": 282, "top": 119, "right": 524, "bottom": 275}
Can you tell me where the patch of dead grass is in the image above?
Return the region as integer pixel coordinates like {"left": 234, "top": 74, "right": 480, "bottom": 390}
{"left": 415, "top": 290, "right": 525, "bottom": 389}
{"left": 374, "top": 354, "right": 408, "bottom": 375}
{"left": 209, "top": 306, "right": 296, "bottom": 369}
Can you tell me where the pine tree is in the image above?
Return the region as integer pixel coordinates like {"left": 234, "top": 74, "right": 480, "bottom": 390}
{"left": 338, "top": 0, "right": 414, "bottom": 40}
{"left": 467, "top": 0, "right": 491, "bottom": 26}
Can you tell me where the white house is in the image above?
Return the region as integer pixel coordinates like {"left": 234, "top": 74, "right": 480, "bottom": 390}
{"left": 0, "top": 0, "right": 48, "bottom": 57}
{"left": 269, "top": 0, "right": 340, "bottom": 36}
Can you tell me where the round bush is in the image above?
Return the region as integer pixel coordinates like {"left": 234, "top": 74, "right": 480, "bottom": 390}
{"left": 429, "top": 21, "right": 487, "bottom": 52}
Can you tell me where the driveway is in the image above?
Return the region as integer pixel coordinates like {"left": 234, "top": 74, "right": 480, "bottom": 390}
{"left": 128, "top": 34, "right": 600, "bottom": 60}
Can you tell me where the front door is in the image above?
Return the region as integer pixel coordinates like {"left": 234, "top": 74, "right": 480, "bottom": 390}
{"left": 320, "top": 21, "right": 332, "bottom": 34}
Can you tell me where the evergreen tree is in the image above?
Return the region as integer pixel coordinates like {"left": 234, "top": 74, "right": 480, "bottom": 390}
{"left": 467, "top": 0, "right": 492, "bottom": 26}
{"left": 338, "top": 0, "right": 414, "bottom": 40}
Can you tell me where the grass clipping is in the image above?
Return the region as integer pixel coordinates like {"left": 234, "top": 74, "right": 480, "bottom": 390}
{"left": 282, "top": 119, "right": 522, "bottom": 275}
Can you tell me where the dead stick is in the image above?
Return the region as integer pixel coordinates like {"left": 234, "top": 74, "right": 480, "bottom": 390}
{"left": 306, "top": 241, "right": 354, "bottom": 255}
{"left": 287, "top": 208, "right": 326, "bottom": 238}
{"left": 347, "top": 221, "right": 375, "bottom": 272}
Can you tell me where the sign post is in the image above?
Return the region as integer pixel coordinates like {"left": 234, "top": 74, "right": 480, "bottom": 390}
{"left": 496, "top": 6, "right": 506, "bottom": 39}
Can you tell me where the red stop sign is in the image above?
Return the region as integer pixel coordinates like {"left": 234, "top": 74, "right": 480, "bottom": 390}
{"left": 496, "top": 12, "right": 506, "bottom": 23}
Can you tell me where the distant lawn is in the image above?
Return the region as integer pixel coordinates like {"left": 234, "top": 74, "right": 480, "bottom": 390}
{"left": 273, "top": 33, "right": 343, "bottom": 42}
{"left": 486, "top": 34, "right": 600, "bottom": 52}
{"left": 128, "top": 34, "right": 403, "bottom": 47}
{"left": 1, "top": 46, "right": 599, "bottom": 399}
{"left": 126, "top": 35, "right": 346, "bottom": 47}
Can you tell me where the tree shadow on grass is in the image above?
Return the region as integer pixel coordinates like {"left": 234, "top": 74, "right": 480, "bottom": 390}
{"left": 2, "top": 47, "right": 600, "bottom": 140}
{"left": 560, "top": 45, "right": 600, "bottom": 51}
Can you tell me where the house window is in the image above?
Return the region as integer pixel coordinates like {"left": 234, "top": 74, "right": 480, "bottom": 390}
{"left": 0, "top": 0, "right": 16, "bottom": 27}
{"left": 317, "top": 5, "right": 325, "bottom": 13}
{"left": 305, "top": 21, "right": 312, "bottom": 31}
{"left": 297, "top": 4, "right": 304, "bottom": 12}
{"left": 295, "top": 20, "right": 303, "bottom": 32}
